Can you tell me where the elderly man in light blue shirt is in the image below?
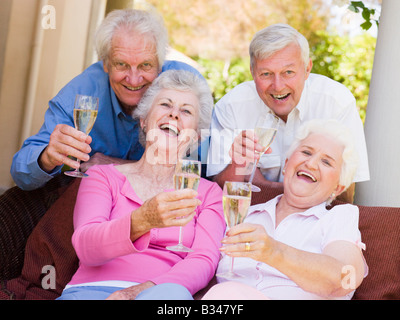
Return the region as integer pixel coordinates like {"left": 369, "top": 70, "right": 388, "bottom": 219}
{"left": 11, "top": 9, "right": 203, "bottom": 190}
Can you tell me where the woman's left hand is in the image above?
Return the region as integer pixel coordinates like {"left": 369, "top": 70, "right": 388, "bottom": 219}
{"left": 105, "top": 281, "right": 155, "bottom": 300}
{"left": 219, "top": 223, "right": 274, "bottom": 263}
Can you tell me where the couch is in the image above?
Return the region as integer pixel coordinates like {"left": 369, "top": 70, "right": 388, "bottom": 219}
{"left": 1, "top": 175, "right": 400, "bottom": 300}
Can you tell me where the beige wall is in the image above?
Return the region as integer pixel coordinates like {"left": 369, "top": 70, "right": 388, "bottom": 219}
{"left": 0, "top": 0, "right": 186, "bottom": 194}
{"left": 0, "top": 0, "right": 103, "bottom": 193}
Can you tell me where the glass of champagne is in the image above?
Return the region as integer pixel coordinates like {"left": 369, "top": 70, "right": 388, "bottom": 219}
{"left": 64, "top": 94, "right": 99, "bottom": 178}
{"left": 166, "top": 159, "right": 201, "bottom": 252}
{"left": 247, "top": 113, "right": 279, "bottom": 192}
{"left": 217, "top": 181, "right": 252, "bottom": 279}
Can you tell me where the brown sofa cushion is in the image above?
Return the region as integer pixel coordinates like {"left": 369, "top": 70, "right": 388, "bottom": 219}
{"left": 352, "top": 205, "right": 400, "bottom": 300}
{"left": 0, "top": 175, "right": 73, "bottom": 281}
{"left": 2, "top": 177, "right": 400, "bottom": 300}
{"left": 2, "top": 179, "right": 81, "bottom": 300}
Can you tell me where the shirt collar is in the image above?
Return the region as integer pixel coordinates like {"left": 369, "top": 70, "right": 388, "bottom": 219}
{"left": 294, "top": 76, "right": 310, "bottom": 121}
{"left": 110, "top": 84, "right": 138, "bottom": 124}
{"left": 248, "top": 194, "right": 328, "bottom": 220}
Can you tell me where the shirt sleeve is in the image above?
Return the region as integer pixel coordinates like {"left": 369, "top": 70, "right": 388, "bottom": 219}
{"left": 10, "top": 95, "right": 74, "bottom": 190}
{"left": 149, "top": 181, "right": 226, "bottom": 295}
{"left": 320, "top": 204, "right": 364, "bottom": 250}
{"left": 71, "top": 165, "right": 149, "bottom": 266}
{"left": 335, "top": 96, "right": 370, "bottom": 183}
{"left": 206, "top": 99, "right": 237, "bottom": 177}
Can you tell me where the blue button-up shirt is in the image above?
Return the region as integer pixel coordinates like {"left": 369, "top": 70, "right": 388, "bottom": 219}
{"left": 11, "top": 60, "right": 204, "bottom": 190}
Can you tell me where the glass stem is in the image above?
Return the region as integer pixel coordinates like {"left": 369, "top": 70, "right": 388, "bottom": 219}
{"left": 75, "top": 159, "right": 81, "bottom": 172}
{"left": 230, "top": 257, "right": 235, "bottom": 273}
{"left": 178, "top": 226, "right": 183, "bottom": 245}
{"left": 248, "top": 158, "right": 261, "bottom": 184}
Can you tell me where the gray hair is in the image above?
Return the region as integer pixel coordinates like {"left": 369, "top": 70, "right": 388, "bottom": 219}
{"left": 95, "top": 9, "right": 168, "bottom": 69}
{"left": 249, "top": 23, "right": 310, "bottom": 71}
{"left": 133, "top": 70, "right": 213, "bottom": 145}
{"left": 285, "top": 119, "right": 359, "bottom": 191}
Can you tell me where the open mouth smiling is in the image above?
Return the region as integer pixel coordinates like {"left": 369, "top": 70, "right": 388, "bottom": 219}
{"left": 159, "top": 123, "right": 180, "bottom": 137}
{"left": 271, "top": 93, "right": 290, "bottom": 101}
{"left": 297, "top": 170, "right": 317, "bottom": 183}
{"left": 123, "top": 84, "right": 146, "bottom": 92}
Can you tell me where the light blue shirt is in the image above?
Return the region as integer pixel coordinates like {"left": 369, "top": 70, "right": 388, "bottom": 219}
{"left": 11, "top": 60, "right": 204, "bottom": 190}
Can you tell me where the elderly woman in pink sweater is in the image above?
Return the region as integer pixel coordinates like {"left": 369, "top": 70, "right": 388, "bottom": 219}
{"left": 57, "top": 70, "right": 225, "bottom": 300}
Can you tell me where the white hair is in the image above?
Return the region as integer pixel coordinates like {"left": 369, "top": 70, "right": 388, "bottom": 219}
{"left": 133, "top": 70, "right": 213, "bottom": 145}
{"left": 286, "top": 119, "right": 359, "bottom": 190}
{"left": 249, "top": 23, "right": 310, "bottom": 71}
{"left": 95, "top": 9, "right": 168, "bottom": 68}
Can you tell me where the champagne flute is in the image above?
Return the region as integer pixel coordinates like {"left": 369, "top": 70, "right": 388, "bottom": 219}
{"left": 217, "top": 181, "right": 252, "bottom": 279}
{"left": 64, "top": 94, "right": 99, "bottom": 178}
{"left": 166, "top": 159, "right": 201, "bottom": 252}
{"left": 247, "top": 114, "right": 279, "bottom": 192}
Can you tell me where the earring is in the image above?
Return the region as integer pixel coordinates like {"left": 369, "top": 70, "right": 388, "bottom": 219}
{"left": 282, "top": 168, "right": 285, "bottom": 175}
{"left": 142, "top": 126, "right": 147, "bottom": 134}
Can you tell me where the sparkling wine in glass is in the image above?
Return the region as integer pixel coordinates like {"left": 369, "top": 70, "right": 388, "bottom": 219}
{"left": 248, "top": 113, "right": 279, "bottom": 192}
{"left": 166, "top": 159, "right": 201, "bottom": 252}
{"left": 64, "top": 94, "right": 99, "bottom": 178}
{"left": 217, "top": 181, "right": 252, "bottom": 279}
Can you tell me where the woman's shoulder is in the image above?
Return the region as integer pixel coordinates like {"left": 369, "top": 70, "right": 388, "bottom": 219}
{"left": 85, "top": 164, "right": 124, "bottom": 181}
{"left": 324, "top": 203, "right": 360, "bottom": 224}
{"left": 199, "top": 177, "right": 221, "bottom": 188}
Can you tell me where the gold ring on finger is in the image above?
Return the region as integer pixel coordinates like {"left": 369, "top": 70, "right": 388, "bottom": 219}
{"left": 245, "top": 242, "right": 251, "bottom": 251}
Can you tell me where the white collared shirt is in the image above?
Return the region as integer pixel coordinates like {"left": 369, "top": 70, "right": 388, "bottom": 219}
{"left": 216, "top": 195, "right": 367, "bottom": 300}
{"left": 206, "top": 74, "right": 370, "bottom": 183}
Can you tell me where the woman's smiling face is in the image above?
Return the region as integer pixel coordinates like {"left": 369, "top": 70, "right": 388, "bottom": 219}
{"left": 141, "top": 88, "right": 200, "bottom": 164}
{"left": 283, "top": 133, "right": 345, "bottom": 208}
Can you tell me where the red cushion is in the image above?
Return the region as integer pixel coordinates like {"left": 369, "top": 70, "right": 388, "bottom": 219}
{"left": 4, "top": 179, "right": 81, "bottom": 300}
{"left": 352, "top": 205, "right": 400, "bottom": 300}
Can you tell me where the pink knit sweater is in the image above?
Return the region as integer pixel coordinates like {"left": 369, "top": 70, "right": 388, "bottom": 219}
{"left": 66, "top": 164, "right": 225, "bottom": 295}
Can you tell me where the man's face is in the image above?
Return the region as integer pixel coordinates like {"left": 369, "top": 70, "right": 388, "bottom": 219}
{"left": 251, "top": 43, "right": 312, "bottom": 122}
{"left": 104, "top": 28, "right": 160, "bottom": 114}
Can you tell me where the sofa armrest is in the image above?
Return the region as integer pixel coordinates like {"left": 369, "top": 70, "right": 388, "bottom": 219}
{"left": 0, "top": 175, "right": 73, "bottom": 280}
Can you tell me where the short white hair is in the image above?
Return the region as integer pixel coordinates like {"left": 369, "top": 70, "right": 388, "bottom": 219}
{"left": 95, "top": 9, "right": 168, "bottom": 68}
{"left": 286, "top": 119, "right": 359, "bottom": 190}
{"left": 249, "top": 23, "right": 310, "bottom": 71}
{"left": 133, "top": 70, "right": 213, "bottom": 145}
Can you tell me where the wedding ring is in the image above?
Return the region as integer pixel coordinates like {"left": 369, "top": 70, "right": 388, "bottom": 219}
{"left": 245, "top": 242, "right": 251, "bottom": 251}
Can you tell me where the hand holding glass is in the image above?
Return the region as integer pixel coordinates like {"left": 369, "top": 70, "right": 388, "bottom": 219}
{"left": 64, "top": 94, "right": 99, "bottom": 178}
{"left": 166, "top": 159, "right": 201, "bottom": 252}
{"left": 217, "top": 181, "right": 252, "bottom": 279}
{"left": 248, "top": 114, "right": 279, "bottom": 192}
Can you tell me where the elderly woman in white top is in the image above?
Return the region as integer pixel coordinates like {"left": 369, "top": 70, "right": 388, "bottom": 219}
{"left": 203, "top": 119, "right": 367, "bottom": 300}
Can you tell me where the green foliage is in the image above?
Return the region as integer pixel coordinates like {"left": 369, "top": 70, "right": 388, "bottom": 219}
{"left": 196, "top": 57, "right": 252, "bottom": 102}
{"left": 348, "top": 1, "right": 379, "bottom": 30}
{"left": 310, "top": 31, "right": 376, "bottom": 122}
{"left": 195, "top": 32, "right": 376, "bottom": 123}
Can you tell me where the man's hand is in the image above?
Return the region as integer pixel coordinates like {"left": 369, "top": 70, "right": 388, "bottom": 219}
{"left": 38, "top": 124, "right": 92, "bottom": 173}
{"left": 229, "top": 130, "right": 261, "bottom": 175}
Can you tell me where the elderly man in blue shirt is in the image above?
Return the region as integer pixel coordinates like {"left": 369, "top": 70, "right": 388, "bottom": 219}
{"left": 11, "top": 9, "right": 203, "bottom": 191}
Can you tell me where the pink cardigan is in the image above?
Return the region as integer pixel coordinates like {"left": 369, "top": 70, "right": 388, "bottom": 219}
{"left": 67, "top": 164, "right": 225, "bottom": 295}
